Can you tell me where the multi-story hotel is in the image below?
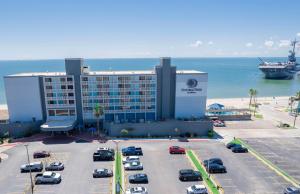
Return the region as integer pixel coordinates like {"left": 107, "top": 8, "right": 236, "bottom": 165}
{"left": 4, "top": 57, "right": 208, "bottom": 133}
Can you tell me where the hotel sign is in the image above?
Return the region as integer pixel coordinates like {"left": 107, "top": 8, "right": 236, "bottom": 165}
{"left": 176, "top": 75, "right": 206, "bottom": 97}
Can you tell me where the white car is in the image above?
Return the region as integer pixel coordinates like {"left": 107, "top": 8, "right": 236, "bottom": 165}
{"left": 35, "top": 171, "right": 61, "bottom": 184}
{"left": 122, "top": 156, "right": 140, "bottom": 164}
{"left": 126, "top": 186, "right": 148, "bottom": 194}
{"left": 20, "top": 161, "right": 43, "bottom": 173}
{"left": 186, "top": 185, "right": 208, "bottom": 194}
{"left": 124, "top": 161, "right": 143, "bottom": 170}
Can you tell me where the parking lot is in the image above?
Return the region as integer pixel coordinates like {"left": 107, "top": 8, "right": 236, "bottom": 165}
{"left": 244, "top": 137, "right": 300, "bottom": 183}
{"left": 0, "top": 137, "right": 114, "bottom": 194}
{"left": 122, "top": 141, "right": 202, "bottom": 194}
{"left": 190, "top": 140, "right": 290, "bottom": 194}
{"left": 0, "top": 137, "right": 294, "bottom": 194}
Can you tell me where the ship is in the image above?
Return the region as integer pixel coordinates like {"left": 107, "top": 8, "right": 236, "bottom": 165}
{"left": 259, "top": 39, "right": 299, "bottom": 79}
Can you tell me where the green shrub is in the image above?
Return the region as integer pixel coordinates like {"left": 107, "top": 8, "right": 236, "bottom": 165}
{"left": 207, "top": 129, "right": 214, "bottom": 138}
{"left": 0, "top": 138, "right": 3, "bottom": 144}
{"left": 120, "top": 129, "right": 129, "bottom": 136}
{"left": 8, "top": 138, "right": 12, "bottom": 143}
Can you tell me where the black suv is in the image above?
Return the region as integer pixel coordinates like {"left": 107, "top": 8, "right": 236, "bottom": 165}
{"left": 93, "top": 148, "right": 115, "bottom": 161}
{"left": 129, "top": 173, "right": 149, "bottom": 183}
{"left": 179, "top": 169, "right": 202, "bottom": 181}
{"left": 206, "top": 163, "right": 227, "bottom": 173}
{"left": 226, "top": 142, "right": 241, "bottom": 149}
{"left": 203, "top": 158, "right": 223, "bottom": 167}
{"left": 232, "top": 146, "right": 248, "bottom": 153}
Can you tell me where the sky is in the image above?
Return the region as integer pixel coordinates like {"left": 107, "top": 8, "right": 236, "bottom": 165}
{"left": 0, "top": 0, "right": 300, "bottom": 59}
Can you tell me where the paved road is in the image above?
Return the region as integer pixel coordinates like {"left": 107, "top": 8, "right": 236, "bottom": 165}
{"left": 189, "top": 140, "right": 290, "bottom": 194}
{"left": 0, "top": 137, "right": 114, "bottom": 194}
{"left": 245, "top": 137, "right": 300, "bottom": 183}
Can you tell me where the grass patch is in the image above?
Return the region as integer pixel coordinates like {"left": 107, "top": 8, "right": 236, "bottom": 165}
{"left": 114, "top": 151, "right": 122, "bottom": 194}
{"left": 254, "top": 114, "right": 263, "bottom": 119}
{"left": 187, "top": 150, "right": 220, "bottom": 194}
{"left": 234, "top": 138, "right": 299, "bottom": 186}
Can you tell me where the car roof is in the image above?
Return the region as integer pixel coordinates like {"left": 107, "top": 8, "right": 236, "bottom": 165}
{"left": 128, "top": 156, "right": 139, "bottom": 159}
{"left": 180, "top": 169, "right": 194, "bottom": 173}
{"left": 193, "top": 184, "right": 206, "bottom": 189}
{"left": 43, "top": 171, "right": 53, "bottom": 176}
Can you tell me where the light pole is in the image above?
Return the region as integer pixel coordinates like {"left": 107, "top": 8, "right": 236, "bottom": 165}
{"left": 24, "top": 144, "right": 34, "bottom": 194}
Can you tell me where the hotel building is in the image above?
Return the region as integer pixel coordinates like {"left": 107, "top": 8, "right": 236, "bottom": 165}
{"left": 4, "top": 57, "right": 208, "bottom": 133}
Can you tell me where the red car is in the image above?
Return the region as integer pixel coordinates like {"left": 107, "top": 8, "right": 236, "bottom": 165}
{"left": 169, "top": 146, "right": 185, "bottom": 154}
{"left": 33, "top": 151, "right": 50, "bottom": 158}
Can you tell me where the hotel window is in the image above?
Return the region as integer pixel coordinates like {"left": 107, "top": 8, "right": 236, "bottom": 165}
{"left": 82, "top": 85, "right": 88, "bottom": 89}
{"left": 68, "top": 93, "right": 74, "bottom": 97}
{"left": 60, "top": 78, "right": 66, "bottom": 82}
{"left": 61, "top": 85, "right": 66, "bottom": 90}
{"left": 82, "top": 77, "right": 88, "bottom": 81}
{"left": 46, "top": 93, "right": 54, "bottom": 97}
{"left": 96, "top": 77, "right": 102, "bottom": 81}
{"left": 69, "top": 100, "right": 75, "bottom": 105}
{"left": 48, "top": 110, "right": 55, "bottom": 116}
{"left": 67, "top": 77, "right": 73, "bottom": 82}
{"left": 70, "top": 109, "right": 75, "bottom": 116}
{"left": 45, "top": 78, "right": 52, "bottom": 82}
{"left": 46, "top": 86, "right": 52, "bottom": 90}
{"left": 68, "top": 85, "right": 73, "bottom": 89}
{"left": 48, "top": 100, "right": 56, "bottom": 105}
{"left": 55, "top": 109, "right": 69, "bottom": 116}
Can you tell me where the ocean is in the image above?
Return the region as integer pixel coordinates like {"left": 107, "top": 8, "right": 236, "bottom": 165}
{"left": 0, "top": 57, "right": 299, "bottom": 104}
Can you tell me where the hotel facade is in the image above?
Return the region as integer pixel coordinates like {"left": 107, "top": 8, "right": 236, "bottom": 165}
{"left": 4, "top": 58, "right": 208, "bottom": 133}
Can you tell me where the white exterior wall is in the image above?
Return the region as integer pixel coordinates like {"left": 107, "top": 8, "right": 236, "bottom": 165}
{"left": 4, "top": 76, "right": 43, "bottom": 122}
{"left": 175, "top": 73, "right": 207, "bottom": 118}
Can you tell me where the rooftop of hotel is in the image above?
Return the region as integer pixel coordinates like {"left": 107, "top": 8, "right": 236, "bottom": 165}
{"left": 6, "top": 70, "right": 205, "bottom": 77}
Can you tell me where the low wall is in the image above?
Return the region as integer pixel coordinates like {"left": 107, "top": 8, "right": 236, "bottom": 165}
{"left": 214, "top": 114, "right": 251, "bottom": 121}
{"left": 0, "top": 121, "right": 42, "bottom": 138}
{"left": 104, "top": 120, "right": 213, "bottom": 137}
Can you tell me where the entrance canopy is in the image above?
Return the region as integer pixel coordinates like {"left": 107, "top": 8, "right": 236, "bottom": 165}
{"left": 41, "top": 120, "right": 76, "bottom": 132}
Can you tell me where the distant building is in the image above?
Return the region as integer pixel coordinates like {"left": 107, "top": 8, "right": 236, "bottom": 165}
{"left": 4, "top": 57, "right": 209, "bottom": 134}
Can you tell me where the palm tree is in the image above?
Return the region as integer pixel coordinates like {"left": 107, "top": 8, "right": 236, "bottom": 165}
{"left": 94, "top": 104, "right": 104, "bottom": 136}
{"left": 289, "top": 97, "right": 295, "bottom": 112}
{"left": 249, "top": 88, "right": 255, "bottom": 110}
{"left": 253, "top": 89, "right": 258, "bottom": 116}
{"left": 293, "top": 91, "right": 300, "bottom": 128}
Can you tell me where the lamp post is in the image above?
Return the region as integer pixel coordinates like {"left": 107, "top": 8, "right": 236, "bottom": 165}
{"left": 24, "top": 144, "right": 34, "bottom": 194}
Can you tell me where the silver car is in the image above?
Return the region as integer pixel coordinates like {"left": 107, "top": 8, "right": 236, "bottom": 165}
{"left": 186, "top": 184, "right": 208, "bottom": 194}
{"left": 122, "top": 156, "right": 140, "bottom": 164}
{"left": 45, "top": 162, "right": 64, "bottom": 171}
{"left": 124, "top": 161, "right": 143, "bottom": 170}
{"left": 125, "top": 186, "right": 148, "bottom": 194}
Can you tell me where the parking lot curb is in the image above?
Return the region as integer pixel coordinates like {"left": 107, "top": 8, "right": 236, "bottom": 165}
{"left": 236, "top": 138, "right": 300, "bottom": 187}
{"left": 186, "top": 150, "right": 222, "bottom": 194}
{"left": 114, "top": 151, "right": 124, "bottom": 194}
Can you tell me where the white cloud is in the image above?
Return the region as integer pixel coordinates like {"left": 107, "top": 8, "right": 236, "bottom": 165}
{"left": 297, "top": 32, "right": 300, "bottom": 37}
{"left": 190, "top": 40, "right": 203, "bottom": 47}
{"left": 245, "top": 42, "right": 253, "bottom": 47}
{"left": 278, "top": 40, "right": 290, "bottom": 47}
{"left": 264, "top": 40, "right": 274, "bottom": 47}
{"left": 208, "top": 41, "right": 214, "bottom": 45}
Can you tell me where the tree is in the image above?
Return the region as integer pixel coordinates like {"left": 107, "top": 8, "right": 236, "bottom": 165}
{"left": 289, "top": 97, "right": 295, "bottom": 112}
{"left": 249, "top": 88, "right": 258, "bottom": 115}
{"left": 293, "top": 91, "right": 300, "bottom": 128}
{"left": 94, "top": 104, "right": 104, "bottom": 136}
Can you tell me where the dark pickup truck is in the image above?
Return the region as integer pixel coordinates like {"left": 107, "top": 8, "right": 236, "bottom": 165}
{"left": 93, "top": 148, "right": 115, "bottom": 161}
{"left": 122, "top": 146, "right": 143, "bottom": 156}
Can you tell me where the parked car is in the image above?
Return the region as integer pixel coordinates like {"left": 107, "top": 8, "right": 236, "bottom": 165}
{"left": 93, "top": 151, "right": 114, "bottom": 161}
{"left": 122, "top": 146, "right": 143, "bottom": 156}
{"left": 213, "top": 120, "right": 225, "bottom": 127}
{"left": 169, "top": 146, "right": 185, "bottom": 154}
{"left": 203, "top": 158, "right": 223, "bottom": 167}
{"left": 45, "top": 162, "right": 64, "bottom": 171}
{"left": 35, "top": 171, "right": 61, "bottom": 184}
{"left": 284, "top": 186, "right": 300, "bottom": 194}
{"left": 124, "top": 161, "right": 143, "bottom": 170}
{"left": 93, "top": 168, "right": 113, "bottom": 178}
{"left": 123, "top": 156, "right": 140, "bottom": 164}
{"left": 231, "top": 146, "right": 248, "bottom": 153}
{"left": 20, "top": 161, "right": 43, "bottom": 173}
{"left": 33, "top": 151, "right": 50, "bottom": 158}
{"left": 126, "top": 186, "right": 148, "bottom": 194}
{"left": 186, "top": 184, "right": 208, "bottom": 194}
{"left": 179, "top": 169, "right": 202, "bottom": 181}
{"left": 97, "top": 147, "right": 115, "bottom": 155}
{"left": 129, "top": 173, "right": 148, "bottom": 184}
{"left": 226, "top": 142, "right": 241, "bottom": 149}
{"left": 206, "top": 163, "right": 227, "bottom": 173}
